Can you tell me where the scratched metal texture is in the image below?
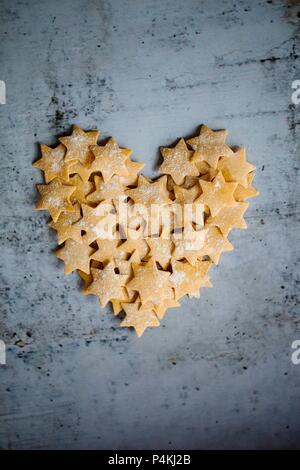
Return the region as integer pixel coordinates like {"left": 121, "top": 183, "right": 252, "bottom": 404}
{"left": 0, "top": 0, "right": 299, "bottom": 450}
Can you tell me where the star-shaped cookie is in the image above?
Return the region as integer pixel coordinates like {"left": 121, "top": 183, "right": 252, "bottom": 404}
{"left": 89, "top": 137, "right": 130, "bottom": 182}
{"left": 159, "top": 138, "right": 199, "bottom": 185}
{"left": 55, "top": 239, "right": 93, "bottom": 275}
{"left": 173, "top": 183, "right": 201, "bottom": 204}
{"left": 218, "top": 148, "right": 256, "bottom": 187}
{"left": 126, "top": 175, "right": 171, "bottom": 206}
{"left": 74, "top": 202, "right": 115, "bottom": 244}
{"left": 90, "top": 238, "right": 121, "bottom": 264}
{"left": 121, "top": 301, "right": 160, "bottom": 337}
{"left": 197, "top": 226, "right": 234, "bottom": 264}
{"left": 87, "top": 175, "right": 125, "bottom": 204}
{"left": 196, "top": 171, "right": 238, "bottom": 217}
{"left": 170, "top": 259, "right": 212, "bottom": 300}
{"left": 49, "top": 202, "right": 82, "bottom": 244}
{"left": 59, "top": 125, "right": 99, "bottom": 165}
{"left": 36, "top": 179, "right": 75, "bottom": 222}
{"left": 172, "top": 224, "right": 206, "bottom": 266}
{"left": 86, "top": 262, "right": 127, "bottom": 307}
{"left": 69, "top": 161, "right": 93, "bottom": 183}
{"left": 111, "top": 288, "right": 136, "bottom": 315}
{"left": 113, "top": 250, "right": 141, "bottom": 275}
{"left": 117, "top": 231, "right": 149, "bottom": 260}
{"left": 69, "top": 174, "right": 94, "bottom": 205}
{"left": 234, "top": 173, "right": 259, "bottom": 202}
{"left": 120, "top": 160, "right": 145, "bottom": 186}
{"left": 188, "top": 125, "right": 233, "bottom": 169}
{"left": 127, "top": 258, "right": 171, "bottom": 304}
{"left": 146, "top": 234, "right": 174, "bottom": 269}
{"left": 206, "top": 202, "right": 249, "bottom": 237}
{"left": 33, "top": 144, "right": 73, "bottom": 183}
{"left": 153, "top": 287, "right": 180, "bottom": 319}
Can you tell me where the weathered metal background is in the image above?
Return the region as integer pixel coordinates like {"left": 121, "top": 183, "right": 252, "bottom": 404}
{"left": 0, "top": 0, "right": 299, "bottom": 449}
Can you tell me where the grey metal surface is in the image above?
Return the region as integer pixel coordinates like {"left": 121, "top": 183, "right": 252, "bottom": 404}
{"left": 0, "top": 0, "right": 299, "bottom": 450}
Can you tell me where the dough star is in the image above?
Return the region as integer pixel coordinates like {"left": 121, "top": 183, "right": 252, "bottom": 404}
{"left": 49, "top": 202, "right": 82, "bottom": 244}
{"left": 187, "top": 125, "right": 233, "bottom": 169}
{"left": 200, "top": 166, "right": 218, "bottom": 183}
{"left": 173, "top": 183, "right": 200, "bottom": 204}
{"left": 170, "top": 260, "right": 212, "bottom": 300}
{"left": 171, "top": 184, "right": 203, "bottom": 231}
{"left": 87, "top": 175, "right": 125, "bottom": 204}
{"left": 126, "top": 175, "right": 171, "bottom": 206}
{"left": 206, "top": 202, "right": 249, "bottom": 237}
{"left": 113, "top": 250, "right": 141, "bottom": 275}
{"left": 117, "top": 230, "right": 149, "bottom": 260}
{"left": 127, "top": 258, "right": 171, "bottom": 304}
{"left": 121, "top": 301, "right": 160, "bottom": 337}
{"left": 90, "top": 238, "right": 121, "bottom": 264}
{"left": 69, "top": 161, "right": 93, "bottom": 183}
{"left": 218, "top": 148, "right": 256, "bottom": 187}
{"left": 172, "top": 223, "right": 206, "bottom": 265}
{"left": 89, "top": 137, "right": 130, "bottom": 183}
{"left": 111, "top": 288, "right": 136, "bottom": 315}
{"left": 120, "top": 160, "right": 145, "bottom": 186}
{"left": 234, "top": 172, "right": 259, "bottom": 201}
{"left": 159, "top": 138, "right": 199, "bottom": 185}
{"left": 33, "top": 144, "right": 73, "bottom": 183}
{"left": 153, "top": 287, "right": 180, "bottom": 319}
{"left": 86, "top": 262, "right": 127, "bottom": 307}
{"left": 196, "top": 171, "right": 238, "bottom": 217}
{"left": 69, "top": 174, "right": 94, "bottom": 205}
{"left": 74, "top": 202, "right": 115, "bottom": 244}
{"left": 146, "top": 235, "right": 174, "bottom": 269}
{"left": 35, "top": 179, "right": 75, "bottom": 222}
{"left": 59, "top": 124, "right": 99, "bottom": 165}
{"left": 55, "top": 239, "right": 93, "bottom": 275}
{"left": 197, "top": 226, "right": 234, "bottom": 264}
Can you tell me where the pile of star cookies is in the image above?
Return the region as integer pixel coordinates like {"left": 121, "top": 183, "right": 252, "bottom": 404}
{"left": 34, "top": 124, "right": 258, "bottom": 336}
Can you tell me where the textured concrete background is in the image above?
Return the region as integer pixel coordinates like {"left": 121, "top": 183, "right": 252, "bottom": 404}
{"left": 0, "top": 0, "right": 299, "bottom": 450}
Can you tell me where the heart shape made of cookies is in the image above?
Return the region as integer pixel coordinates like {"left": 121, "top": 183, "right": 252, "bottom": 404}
{"left": 34, "top": 124, "right": 258, "bottom": 337}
